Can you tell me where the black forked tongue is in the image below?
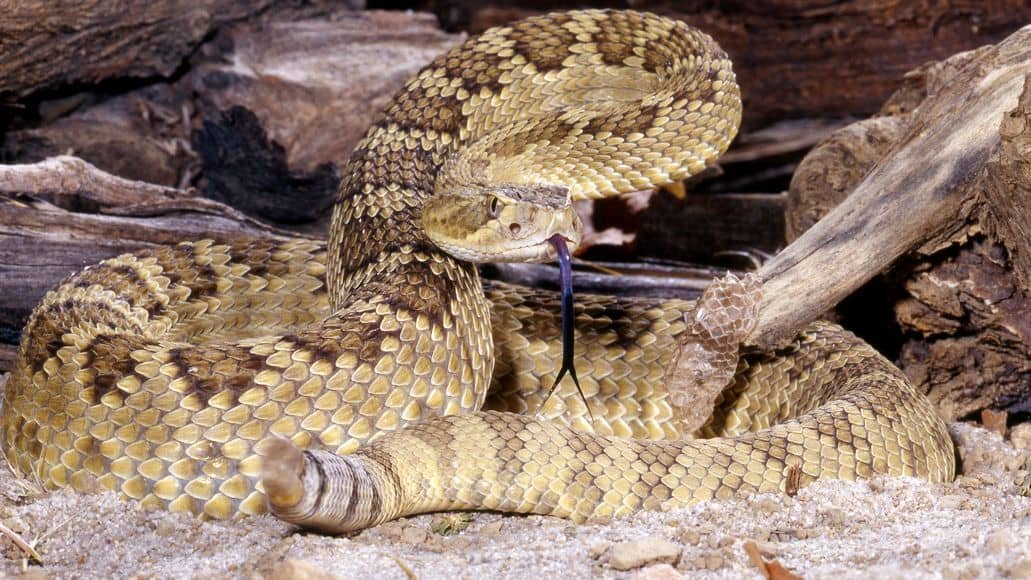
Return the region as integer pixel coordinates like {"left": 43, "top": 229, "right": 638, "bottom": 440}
{"left": 544, "top": 234, "right": 592, "bottom": 422}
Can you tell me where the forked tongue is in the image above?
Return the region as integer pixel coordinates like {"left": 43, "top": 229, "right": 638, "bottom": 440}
{"left": 545, "top": 234, "right": 591, "bottom": 420}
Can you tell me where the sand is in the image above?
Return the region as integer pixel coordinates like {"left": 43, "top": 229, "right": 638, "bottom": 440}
{"left": 0, "top": 416, "right": 1027, "bottom": 579}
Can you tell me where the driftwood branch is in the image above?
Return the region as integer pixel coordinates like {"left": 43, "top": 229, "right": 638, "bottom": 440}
{"left": 0, "top": 156, "right": 190, "bottom": 209}
{"left": 749, "top": 25, "right": 1031, "bottom": 351}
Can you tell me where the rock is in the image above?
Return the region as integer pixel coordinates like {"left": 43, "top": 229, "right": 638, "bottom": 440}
{"left": 1011, "top": 423, "right": 1031, "bottom": 451}
{"left": 985, "top": 529, "right": 1014, "bottom": 554}
{"left": 1008, "top": 557, "right": 1031, "bottom": 579}
{"left": 633, "top": 563, "right": 684, "bottom": 579}
{"left": 703, "top": 552, "right": 725, "bottom": 570}
{"left": 479, "top": 520, "right": 504, "bottom": 536}
{"left": 588, "top": 542, "right": 611, "bottom": 559}
{"left": 678, "top": 530, "right": 700, "bottom": 545}
{"left": 980, "top": 409, "right": 1008, "bottom": 436}
{"left": 609, "top": 537, "right": 682, "bottom": 570}
{"left": 400, "top": 526, "right": 428, "bottom": 545}
{"left": 270, "top": 559, "right": 336, "bottom": 580}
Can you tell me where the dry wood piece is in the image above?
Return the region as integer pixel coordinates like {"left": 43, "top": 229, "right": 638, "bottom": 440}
{"left": 985, "top": 74, "right": 1031, "bottom": 292}
{"left": 896, "top": 237, "right": 1030, "bottom": 420}
{"left": 785, "top": 116, "right": 908, "bottom": 242}
{"left": 981, "top": 410, "right": 1008, "bottom": 437}
{"left": 191, "top": 10, "right": 462, "bottom": 171}
{"left": 784, "top": 35, "right": 1031, "bottom": 420}
{"left": 0, "top": 158, "right": 302, "bottom": 344}
{"left": 0, "top": 156, "right": 190, "bottom": 210}
{"left": 743, "top": 540, "right": 801, "bottom": 580}
{"left": 750, "top": 26, "right": 1031, "bottom": 356}
{"left": 3, "top": 10, "right": 461, "bottom": 202}
{"left": 0, "top": 345, "right": 15, "bottom": 374}
{"left": 0, "top": 1, "right": 281, "bottom": 98}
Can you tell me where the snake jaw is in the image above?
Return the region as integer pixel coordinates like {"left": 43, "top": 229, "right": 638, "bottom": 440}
{"left": 421, "top": 184, "right": 582, "bottom": 263}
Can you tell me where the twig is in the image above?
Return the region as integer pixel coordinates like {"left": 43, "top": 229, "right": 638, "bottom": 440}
{"left": 0, "top": 521, "right": 42, "bottom": 563}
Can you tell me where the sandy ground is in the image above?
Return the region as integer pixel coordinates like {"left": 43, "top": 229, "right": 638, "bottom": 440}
{"left": 0, "top": 418, "right": 1026, "bottom": 580}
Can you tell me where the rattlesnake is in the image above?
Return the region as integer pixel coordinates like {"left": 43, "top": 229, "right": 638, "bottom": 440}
{"left": 2, "top": 10, "right": 953, "bottom": 531}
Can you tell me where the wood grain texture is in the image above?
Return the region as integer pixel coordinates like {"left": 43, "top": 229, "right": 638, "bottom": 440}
{"left": 0, "top": 158, "right": 299, "bottom": 342}
{"left": 782, "top": 34, "right": 1031, "bottom": 420}
{"left": 0, "top": 0, "right": 279, "bottom": 98}
{"left": 749, "top": 25, "right": 1031, "bottom": 351}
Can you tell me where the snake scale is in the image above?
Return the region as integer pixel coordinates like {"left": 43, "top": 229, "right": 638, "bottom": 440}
{"left": 2, "top": 10, "right": 954, "bottom": 531}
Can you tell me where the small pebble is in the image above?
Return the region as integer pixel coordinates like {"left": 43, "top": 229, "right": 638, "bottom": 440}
{"left": 154, "top": 519, "right": 177, "bottom": 537}
{"left": 271, "top": 558, "right": 337, "bottom": 580}
{"left": 633, "top": 563, "right": 684, "bottom": 579}
{"left": 400, "top": 526, "right": 428, "bottom": 545}
{"left": 375, "top": 522, "right": 405, "bottom": 541}
{"left": 754, "top": 497, "right": 781, "bottom": 515}
{"left": 820, "top": 507, "right": 845, "bottom": 525}
{"left": 954, "top": 476, "right": 980, "bottom": 489}
{"left": 985, "top": 529, "right": 1013, "bottom": 554}
{"left": 609, "top": 537, "right": 682, "bottom": 570}
{"left": 479, "top": 520, "right": 503, "bottom": 536}
{"left": 448, "top": 537, "right": 472, "bottom": 551}
{"left": 678, "top": 530, "right": 700, "bottom": 545}
{"left": 704, "top": 552, "right": 724, "bottom": 570}
{"left": 749, "top": 540, "right": 780, "bottom": 558}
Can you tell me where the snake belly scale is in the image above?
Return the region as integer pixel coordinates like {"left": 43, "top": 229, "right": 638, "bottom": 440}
{"left": 2, "top": 10, "right": 953, "bottom": 526}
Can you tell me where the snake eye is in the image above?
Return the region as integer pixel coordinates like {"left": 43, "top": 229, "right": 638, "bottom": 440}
{"left": 487, "top": 195, "right": 502, "bottom": 218}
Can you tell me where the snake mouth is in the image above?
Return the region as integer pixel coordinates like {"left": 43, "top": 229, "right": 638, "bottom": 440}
{"left": 540, "top": 235, "right": 579, "bottom": 260}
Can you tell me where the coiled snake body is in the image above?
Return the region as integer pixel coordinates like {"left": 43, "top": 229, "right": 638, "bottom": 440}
{"left": 3, "top": 10, "right": 953, "bottom": 530}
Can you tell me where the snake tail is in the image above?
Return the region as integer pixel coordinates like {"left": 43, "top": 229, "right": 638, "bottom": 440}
{"left": 265, "top": 322, "right": 955, "bottom": 533}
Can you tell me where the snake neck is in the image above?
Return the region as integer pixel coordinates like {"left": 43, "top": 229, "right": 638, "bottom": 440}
{"left": 325, "top": 119, "right": 496, "bottom": 411}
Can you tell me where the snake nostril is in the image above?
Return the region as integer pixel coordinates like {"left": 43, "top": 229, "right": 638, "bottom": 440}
{"left": 509, "top": 223, "right": 521, "bottom": 235}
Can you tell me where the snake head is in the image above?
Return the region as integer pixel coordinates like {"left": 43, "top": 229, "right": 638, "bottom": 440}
{"left": 422, "top": 183, "right": 583, "bottom": 263}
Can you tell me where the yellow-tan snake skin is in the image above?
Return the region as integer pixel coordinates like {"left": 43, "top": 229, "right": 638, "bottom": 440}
{"left": 2, "top": 10, "right": 954, "bottom": 530}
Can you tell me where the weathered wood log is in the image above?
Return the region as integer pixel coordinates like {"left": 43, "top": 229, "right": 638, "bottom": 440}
{"left": 188, "top": 10, "right": 461, "bottom": 172}
{"left": 750, "top": 25, "right": 1031, "bottom": 350}
{"left": 2, "top": 11, "right": 460, "bottom": 194}
{"left": 781, "top": 33, "right": 1031, "bottom": 419}
{"left": 0, "top": 157, "right": 302, "bottom": 344}
{"left": 419, "top": 0, "right": 1031, "bottom": 129}
{"left": 0, "top": 1, "right": 283, "bottom": 99}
